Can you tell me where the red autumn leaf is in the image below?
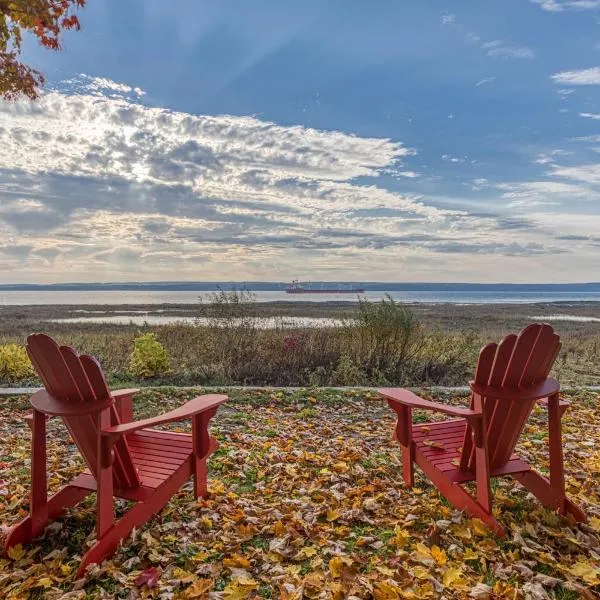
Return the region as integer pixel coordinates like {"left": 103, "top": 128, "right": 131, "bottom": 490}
{"left": 135, "top": 566, "right": 161, "bottom": 588}
{"left": 1, "top": 0, "right": 87, "bottom": 99}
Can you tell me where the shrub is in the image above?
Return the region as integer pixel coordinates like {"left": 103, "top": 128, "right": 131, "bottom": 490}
{"left": 128, "top": 333, "right": 171, "bottom": 378}
{"left": 198, "top": 289, "right": 259, "bottom": 383}
{"left": 342, "top": 295, "right": 423, "bottom": 384}
{"left": 0, "top": 344, "right": 34, "bottom": 382}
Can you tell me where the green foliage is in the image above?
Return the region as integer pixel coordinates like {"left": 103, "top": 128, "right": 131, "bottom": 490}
{"left": 0, "top": 343, "right": 34, "bottom": 382}
{"left": 128, "top": 333, "right": 171, "bottom": 379}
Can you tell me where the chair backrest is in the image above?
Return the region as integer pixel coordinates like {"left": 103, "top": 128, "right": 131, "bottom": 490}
{"left": 27, "top": 334, "right": 139, "bottom": 489}
{"left": 461, "top": 323, "right": 560, "bottom": 471}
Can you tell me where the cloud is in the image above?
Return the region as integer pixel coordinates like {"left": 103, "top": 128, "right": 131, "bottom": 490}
{"left": 442, "top": 16, "right": 533, "bottom": 61}
{"left": 475, "top": 77, "right": 496, "bottom": 87}
{"left": 551, "top": 66, "right": 600, "bottom": 85}
{"left": 482, "top": 41, "right": 535, "bottom": 59}
{"left": 532, "top": 0, "right": 600, "bottom": 10}
{"left": 579, "top": 112, "right": 600, "bottom": 119}
{"left": 441, "top": 13, "right": 456, "bottom": 25}
{"left": 497, "top": 180, "right": 592, "bottom": 207}
{"left": 0, "top": 75, "right": 595, "bottom": 282}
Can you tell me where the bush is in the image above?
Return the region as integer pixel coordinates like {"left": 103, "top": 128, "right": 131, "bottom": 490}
{"left": 128, "top": 333, "right": 171, "bottom": 378}
{"left": 342, "top": 295, "right": 423, "bottom": 384}
{"left": 199, "top": 289, "right": 259, "bottom": 383}
{"left": 0, "top": 344, "right": 34, "bottom": 383}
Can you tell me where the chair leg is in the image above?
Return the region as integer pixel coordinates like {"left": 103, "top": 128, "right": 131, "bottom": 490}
{"left": 4, "top": 485, "right": 90, "bottom": 550}
{"left": 192, "top": 410, "right": 218, "bottom": 499}
{"left": 514, "top": 470, "right": 587, "bottom": 522}
{"left": 401, "top": 445, "right": 415, "bottom": 487}
{"left": 77, "top": 461, "right": 190, "bottom": 577}
{"left": 389, "top": 402, "right": 414, "bottom": 487}
{"left": 415, "top": 451, "right": 505, "bottom": 536}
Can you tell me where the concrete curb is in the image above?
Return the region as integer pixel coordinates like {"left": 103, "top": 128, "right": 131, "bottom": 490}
{"left": 1, "top": 385, "right": 599, "bottom": 396}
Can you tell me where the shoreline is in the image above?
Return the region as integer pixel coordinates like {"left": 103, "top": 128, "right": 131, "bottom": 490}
{"left": 1, "top": 300, "right": 600, "bottom": 335}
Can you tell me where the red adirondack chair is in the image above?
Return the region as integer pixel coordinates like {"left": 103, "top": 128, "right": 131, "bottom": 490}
{"left": 4, "top": 334, "right": 227, "bottom": 576}
{"left": 379, "top": 323, "right": 586, "bottom": 535}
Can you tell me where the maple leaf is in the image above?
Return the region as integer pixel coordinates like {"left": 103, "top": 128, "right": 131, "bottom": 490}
{"left": 184, "top": 578, "right": 213, "bottom": 598}
{"left": 569, "top": 560, "right": 600, "bottom": 585}
{"left": 328, "top": 555, "right": 353, "bottom": 578}
{"left": 7, "top": 544, "right": 25, "bottom": 561}
{"left": 422, "top": 439, "right": 445, "bottom": 450}
{"left": 430, "top": 545, "right": 447, "bottom": 565}
{"left": 134, "top": 566, "right": 160, "bottom": 588}
{"left": 373, "top": 580, "right": 402, "bottom": 599}
{"left": 223, "top": 574, "right": 259, "bottom": 599}
{"left": 442, "top": 567, "right": 463, "bottom": 588}
{"left": 223, "top": 554, "right": 252, "bottom": 569}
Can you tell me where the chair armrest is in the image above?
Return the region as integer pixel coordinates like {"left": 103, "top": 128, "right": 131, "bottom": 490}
{"left": 102, "top": 394, "right": 227, "bottom": 437}
{"left": 111, "top": 388, "right": 140, "bottom": 424}
{"left": 378, "top": 388, "right": 481, "bottom": 420}
{"left": 469, "top": 378, "right": 559, "bottom": 401}
{"left": 538, "top": 397, "right": 569, "bottom": 408}
{"left": 111, "top": 388, "right": 140, "bottom": 400}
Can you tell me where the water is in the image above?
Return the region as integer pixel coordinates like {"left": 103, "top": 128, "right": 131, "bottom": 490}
{"left": 50, "top": 315, "right": 343, "bottom": 327}
{"left": 2, "top": 290, "right": 600, "bottom": 306}
{"left": 529, "top": 314, "right": 600, "bottom": 323}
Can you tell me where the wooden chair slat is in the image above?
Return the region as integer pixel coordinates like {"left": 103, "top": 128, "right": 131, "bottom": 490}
{"left": 60, "top": 346, "right": 97, "bottom": 402}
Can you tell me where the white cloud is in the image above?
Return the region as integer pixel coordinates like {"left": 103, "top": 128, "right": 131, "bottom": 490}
{"left": 532, "top": 0, "right": 600, "bottom": 10}
{"left": 551, "top": 66, "right": 600, "bottom": 85}
{"left": 476, "top": 77, "right": 496, "bottom": 87}
{"left": 0, "top": 75, "right": 594, "bottom": 282}
{"left": 579, "top": 112, "right": 600, "bottom": 119}
{"left": 482, "top": 41, "right": 535, "bottom": 59}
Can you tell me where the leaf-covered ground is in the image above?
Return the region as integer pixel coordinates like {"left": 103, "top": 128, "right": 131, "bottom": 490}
{"left": 1, "top": 388, "right": 599, "bottom": 599}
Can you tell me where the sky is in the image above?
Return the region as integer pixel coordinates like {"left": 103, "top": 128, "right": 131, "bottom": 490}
{"left": 1, "top": 0, "right": 600, "bottom": 283}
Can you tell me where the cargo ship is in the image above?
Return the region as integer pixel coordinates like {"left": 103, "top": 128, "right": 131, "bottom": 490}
{"left": 286, "top": 280, "right": 365, "bottom": 294}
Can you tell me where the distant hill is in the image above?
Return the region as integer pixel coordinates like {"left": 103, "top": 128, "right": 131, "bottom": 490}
{"left": 1, "top": 282, "right": 599, "bottom": 292}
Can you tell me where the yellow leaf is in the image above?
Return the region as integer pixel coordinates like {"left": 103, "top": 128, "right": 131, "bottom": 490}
{"left": 412, "top": 565, "right": 430, "bottom": 579}
{"left": 223, "top": 575, "right": 259, "bottom": 599}
{"left": 184, "top": 578, "right": 213, "bottom": 598}
{"left": 373, "top": 580, "right": 402, "bottom": 600}
{"left": 414, "top": 542, "right": 433, "bottom": 565}
{"left": 442, "top": 567, "right": 462, "bottom": 588}
{"left": 36, "top": 577, "right": 53, "bottom": 588}
{"left": 470, "top": 518, "right": 489, "bottom": 536}
{"left": 590, "top": 516, "right": 600, "bottom": 532}
{"left": 201, "top": 516, "right": 213, "bottom": 529}
{"left": 223, "top": 554, "right": 252, "bottom": 569}
{"left": 431, "top": 545, "right": 447, "bottom": 565}
{"left": 60, "top": 564, "right": 73, "bottom": 576}
{"left": 569, "top": 560, "right": 600, "bottom": 585}
{"left": 295, "top": 546, "right": 318, "bottom": 560}
{"left": 7, "top": 544, "right": 24, "bottom": 561}
{"left": 326, "top": 508, "right": 342, "bottom": 522}
{"left": 329, "top": 555, "right": 353, "bottom": 578}
{"left": 191, "top": 551, "right": 212, "bottom": 563}
{"left": 463, "top": 548, "right": 478, "bottom": 560}
{"left": 393, "top": 525, "right": 410, "bottom": 548}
